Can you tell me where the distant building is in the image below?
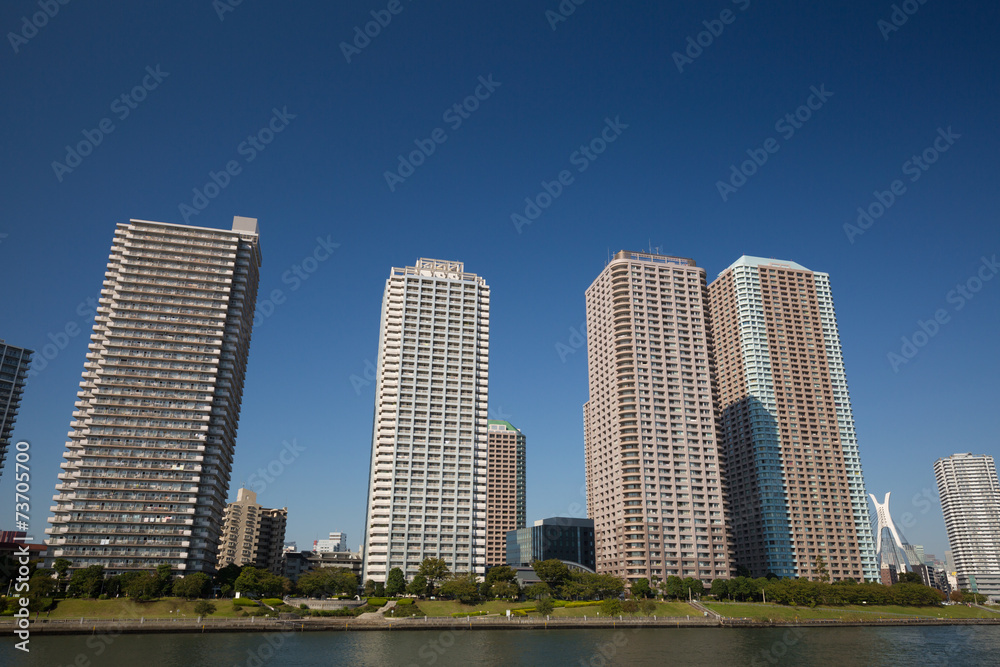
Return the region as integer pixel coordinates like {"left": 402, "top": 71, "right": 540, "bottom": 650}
{"left": 934, "top": 453, "right": 1000, "bottom": 601}
{"left": 217, "top": 488, "right": 287, "bottom": 576}
{"left": 486, "top": 420, "right": 526, "bottom": 568}
{"left": 0, "top": 340, "right": 32, "bottom": 483}
{"left": 506, "top": 517, "right": 595, "bottom": 571}
{"left": 282, "top": 550, "right": 363, "bottom": 583}
{"left": 314, "top": 532, "right": 347, "bottom": 553}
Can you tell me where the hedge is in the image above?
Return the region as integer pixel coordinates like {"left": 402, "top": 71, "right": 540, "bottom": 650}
{"left": 451, "top": 610, "right": 489, "bottom": 618}
{"left": 565, "top": 601, "right": 601, "bottom": 608}
{"left": 262, "top": 598, "right": 284, "bottom": 607}
{"left": 395, "top": 599, "right": 414, "bottom": 606}
{"left": 366, "top": 597, "right": 388, "bottom": 607}
{"left": 232, "top": 598, "right": 259, "bottom": 608}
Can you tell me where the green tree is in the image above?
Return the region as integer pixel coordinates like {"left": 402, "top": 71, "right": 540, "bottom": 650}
{"left": 535, "top": 596, "right": 554, "bottom": 615}
{"left": 68, "top": 565, "right": 105, "bottom": 598}
{"left": 363, "top": 579, "right": 377, "bottom": 596}
{"left": 532, "top": 559, "right": 570, "bottom": 590}
{"left": 417, "top": 557, "right": 450, "bottom": 591}
{"left": 296, "top": 567, "right": 357, "bottom": 597}
{"left": 600, "top": 598, "right": 621, "bottom": 616}
{"left": 214, "top": 563, "right": 242, "bottom": 594}
{"left": 631, "top": 578, "right": 652, "bottom": 599}
{"left": 813, "top": 556, "right": 830, "bottom": 583}
{"left": 621, "top": 599, "right": 639, "bottom": 615}
{"left": 124, "top": 573, "right": 161, "bottom": 601}
{"left": 710, "top": 578, "right": 729, "bottom": 599}
{"left": 155, "top": 563, "right": 174, "bottom": 596}
{"left": 172, "top": 572, "right": 210, "bottom": 599}
{"left": 438, "top": 572, "right": 480, "bottom": 604}
{"left": 639, "top": 599, "right": 658, "bottom": 616}
{"left": 485, "top": 566, "right": 517, "bottom": 585}
{"left": 590, "top": 574, "right": 625, "bottom": 599}
{"left": 52, "top": 558, "right": 72, "bottom": 594}
{"left": 897, "top": 571, "right": 921, "bottom": 584}
{"left": 524, "top": 583, "right": 551, "bottom": 600}
{"left": 681, "top": 577, "right": 704, "bottom": 599}
{"left": 406, "top": 574, "right": 428, "bottom": 597}
{"left": 491, "top": 580, "right": 521, "bottom": 599}
{"left": 385, "top": 567, "right": 407, "bottom": 597}
{"left": 662, "top": 575, "right": 684, "bottom": 600}
{"left": 234, "top": 566, "right": 283, "bottom": 599}
{"left": 193, "top": 600, "right": 217, "bottom": 616}
{"left": 28, "top": 571, "right": 56, "bottom": 598}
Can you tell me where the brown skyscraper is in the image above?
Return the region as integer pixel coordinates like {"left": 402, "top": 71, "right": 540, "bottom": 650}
{"left": 583, "top": 251, "right": 732, "bottom": 586}
{"left": 485, "top": 420, "right": 526, "bottom": 568}
{"left": 707, "top": 256, "right": 876, "bottom": 581}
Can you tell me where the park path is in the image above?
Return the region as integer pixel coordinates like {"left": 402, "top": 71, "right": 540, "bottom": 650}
{"left": 356, "top": 600, "right": 396, "bottom": 621}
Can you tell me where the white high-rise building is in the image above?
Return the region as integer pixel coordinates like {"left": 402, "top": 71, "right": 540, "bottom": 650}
{"left": 934, "top": 453, "right": 1000, "bottom": 601}
{"left": 314, "top": 532, "right": 347, "bottom": 553}
{"left": 46, "top": 217, "right": 261, "bottom": 574}
{"left": 362, "top": 259, "right": 490, "bottom": 582}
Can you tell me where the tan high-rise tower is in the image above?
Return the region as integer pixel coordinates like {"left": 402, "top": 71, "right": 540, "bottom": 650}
{"left": 583, "top": 251, "right": 732, "bottom": 586}
{"left": 707, "top": 256, "right": 876, "bottom": 581}
{"left": 217, "top": 488, "right": 287, "bottom": 576}
{"left": 46, "top": 217, "right": 261, "bottom": 575}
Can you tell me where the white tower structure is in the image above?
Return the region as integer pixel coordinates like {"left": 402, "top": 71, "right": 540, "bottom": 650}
{"left": 361, "top": 259, "right": 490, "bottom": 583}
{"left": 870, "top": 492, "right": 912, "bottom": 571}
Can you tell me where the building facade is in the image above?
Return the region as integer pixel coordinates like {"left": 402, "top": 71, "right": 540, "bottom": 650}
{"left": 486, "top": 420, "right": 526, "bottom": 568}
{"left": 707, "top": 256, "right": 877, "bottom": 581}
{"left": 314, "top": 532, "right": 347, "bottom": 553}
{"left": 283, "top": 549, "right": 363, "bottom": 582}
{"left": 217, "top": 488, "right": 287, "bottom": 575}
{"left": 0, "top": 340, "right": 32, "bottom": 482}
{"left": 361, "top": 258, "right": 490, "bottom": 582}
{"left": 583, "top": 250, "right": 732, "bottom": 586}
{"left": 934, "top": 453, "right": 1000, "bottom": 600}
{"left": 46, "top": 217, "right": 261, "bottom": 574}
{"left": 506, "top": 517, "right": 595, "bottom": 571}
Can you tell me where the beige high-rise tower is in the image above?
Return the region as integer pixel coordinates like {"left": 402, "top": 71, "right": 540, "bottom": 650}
{"left": 46, "top": 217, "right": 261, "bottom": 575}
{"left": 707, "top": 256, "right": 876, "bottom": 581}
{"left": 217, "top": 488, "right": 287, "bottom": 576}
{"left": 583, "top": 251, "right": 732, "bottom": 586}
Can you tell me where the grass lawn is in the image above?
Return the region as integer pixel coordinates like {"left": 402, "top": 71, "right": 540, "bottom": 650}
{"left": 415, "top": 600, "right": 534, "bottom": 617}
{"left": 548, "top": 602, "right": 695, "bottom": 618}
{"left": 704, "top": 602, "right": 997, "bottom": 621}
{"left": 44, "top": 597, "right": 267, "bottom": 620}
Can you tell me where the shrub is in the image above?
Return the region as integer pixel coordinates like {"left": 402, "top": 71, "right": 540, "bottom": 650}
{"left": 565, "top": 601, "right": 600, "bottom": 608}
{"left": 512, "top": 609, "right": 529, "bottom": 616}
{"left": 98, "top": 594, "right": 109, "bottom": 600}
{"left": 366, "top": 597, "right": 388, "bottom": 608}
{"left": 300, "top": 604, "right": 309, "bottom": 610}
{"left": 232, "top": 598, "right": 259, "bottom": 607}
{"left": 262, "top": 598, "right": 284, "bottom": 607}
{"left": 451, "top": 610, "right": 489, "bottom": 618}
{"left": 194, "top": 601, "right": 217, "bottom": 616}
{"left": 395, "top": 598, "right": 414, "bottom": 606}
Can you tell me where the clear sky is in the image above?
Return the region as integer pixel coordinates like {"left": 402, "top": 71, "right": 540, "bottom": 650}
{"left": 2, "top": 1, "right": 997, "bottom": 562}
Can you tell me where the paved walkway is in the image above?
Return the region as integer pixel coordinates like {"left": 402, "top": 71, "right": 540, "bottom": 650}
{"left": 356, "top": 600, "right": 396, "bottom": 621}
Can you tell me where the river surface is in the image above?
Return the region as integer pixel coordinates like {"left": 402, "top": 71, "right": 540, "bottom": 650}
{"left": 4, "top": 626, "right": 999, "bottom": 666}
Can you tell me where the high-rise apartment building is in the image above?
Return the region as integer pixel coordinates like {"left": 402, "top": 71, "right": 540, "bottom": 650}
{"left": 583, "top": 251, "right": 732, "bottom": 586}
{"left": 0, "top": 340, "right": 32, "bottom": 481}
{"left": 506, "top": 517, "right": 595, "bottom": 571}
{"left": 217, "top": 488, "right": 287, "bottom": 575}
{"left": 361, "top": 259, "right": 490, "bottom": 582}
{"left": 934, "top": 453, "right": 1000, "bottom": 600}
{"left": 707, "top": 256, "right": 877, "bottom": 581}
{"left": 486, "top": 420, "right": 526, "bottom": 568}
{"left": 46, "top": 216, "right": 261, "bottom": 574}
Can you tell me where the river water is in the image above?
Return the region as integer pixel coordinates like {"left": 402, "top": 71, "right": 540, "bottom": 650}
{"left": 4, "top": 626, "right": 998, "bottom": 666}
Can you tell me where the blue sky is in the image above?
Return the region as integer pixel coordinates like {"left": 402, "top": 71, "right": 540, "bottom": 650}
{"left": 2, "top": 1, "right": 997, "bottom": 561}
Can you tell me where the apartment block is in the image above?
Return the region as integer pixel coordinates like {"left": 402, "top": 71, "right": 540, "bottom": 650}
{"left": 46, "top": 216, "right": 261, "bottom": 574}
{"left": 361, "top": 259, "right": 490, "bottom": 582}
{"left": 217, "top": 487, "right": 287, "bottom": 576}
{"left": 583, "top": 250, "right": 732, "bottom": 586}
{"left": 314, "top": 532, "right": 348, "bottom": 553}
{"left": 0, "top": 340, "right": 32, "bottom": 481}
{"left": 707, "top": 256, "right": 877, "bottom": 581}
{"left": 486, "top": 419, "right": 526, "bottom": 568}
{"left": 934, "top": 453, "right": 1000, "bottom": 601}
